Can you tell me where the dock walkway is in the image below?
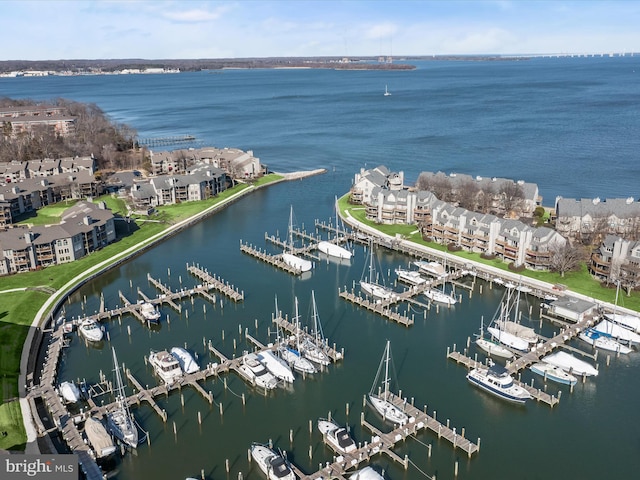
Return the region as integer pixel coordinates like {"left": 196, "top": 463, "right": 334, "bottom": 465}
{"left": 186, "top": 263, "right": 244, "bottom": 302}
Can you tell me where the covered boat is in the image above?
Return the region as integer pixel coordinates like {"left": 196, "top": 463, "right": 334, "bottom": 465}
{"left": 84, "top": 417, "right": 117, "bottom": 459}
{"left": 542, "top": 351, "right": 598, "bottom": 377}
{"left": 350, "top": 466, "right": 385, "bottom": 480}
{"left": 59, "top": 381, "right": 82, "bottom": 404}
{"left": 256, "top": 350, "right": 295, "bottom": 383}
{"left": 413, "top": 260, "right": 445, "bottom": 277}
{"left": 170, "top": 347, "right": 200, "bottom": 374}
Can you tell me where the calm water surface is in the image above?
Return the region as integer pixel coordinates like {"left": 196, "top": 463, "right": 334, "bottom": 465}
{"left": 3, "top": 57, "right": 640, "bottom": 479}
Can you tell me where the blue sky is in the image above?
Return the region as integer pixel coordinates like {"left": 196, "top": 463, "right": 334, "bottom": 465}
{"left": 2, "top": 1, "right": 640, "bottom": 60}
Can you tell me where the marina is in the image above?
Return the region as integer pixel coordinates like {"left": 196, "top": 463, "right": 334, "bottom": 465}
{"left": 9, "top": 58, "right": 640, "bottom": 480}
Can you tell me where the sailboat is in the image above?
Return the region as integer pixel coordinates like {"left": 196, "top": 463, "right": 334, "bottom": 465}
{"left": 300, "top": 291, "right": 331, "bottom": 366}
{"left": 384, "top": 85, "right": 391, "bottom": 96}
{"left": 486, "top": 286, "right": 534, "bottom": 351}
{"left": 279, "top": 297, "right": 317, "bottom": 374}
{"left": 475, "top": 317, "right": 514, "bottom": 360}
{"left": 317, "top": 196, "right": 352, "bottom": 260}
{"left": 281, "top": 205, "right": 313, "bottom": 273}
{"left": 368, "top": 340, "right": 408, "bottom": 426}
{"left": 360, "top": 241, "right": 397, "bottom": 301}
{"left": 106, "top": 347, "right": 139, "bottom": 448}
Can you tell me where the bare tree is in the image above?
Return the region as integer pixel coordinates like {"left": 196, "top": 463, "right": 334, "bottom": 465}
{"left": 499, "top": 181, "right": 525, "bottom": 215}
{"left": 549, "top": 241, "right": 587, "bottom": 277}
{"left": 457, "top": 179, "right": 480, "bottom": 210}
{"left": 431, "top": 176, "right": 453, "bottom": 202}
{"left": 580, "top": 214, "right": 610, "bottom": 246}
{"left": 478, "top": 184, "right": 496, "bottom": 214}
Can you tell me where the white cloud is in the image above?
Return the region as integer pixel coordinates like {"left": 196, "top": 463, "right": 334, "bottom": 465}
{"left": 162, "top": 5, "right": 231, "bottom": 23}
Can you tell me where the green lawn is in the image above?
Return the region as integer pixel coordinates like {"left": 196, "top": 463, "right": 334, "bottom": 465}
{"left": 0, "top": 401, "right": 26, "bottom": 451}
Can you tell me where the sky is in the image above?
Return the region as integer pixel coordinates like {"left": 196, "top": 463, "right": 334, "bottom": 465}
{"left": 2, "top": 0, "right": 640, "bottom": 61}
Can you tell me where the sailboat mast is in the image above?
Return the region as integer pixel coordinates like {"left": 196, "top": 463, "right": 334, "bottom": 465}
{"left": 288, "top": 206, "right": 294, "bottom": 252}
{"left": 383, "top": 340, "right": 390, "bottom": 398}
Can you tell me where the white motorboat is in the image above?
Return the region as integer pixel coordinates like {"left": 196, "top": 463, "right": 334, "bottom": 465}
{"left": 139, "top": 302, "right": 161, "bottom": 323}
{"left": 59, "top": 381, "right": 82, "bottom": 404}
{"left": 579, "top": 328, "right": 632, "bottom": 354}
{"left": 529, "top": 362, "right": 577, "bottom": 386}
{"left": 149, "top": 349, "right": 183, "bottom": 385}
{"left": 170, "top": 347, "right": 200, "bottom": 374}
{"left": 250, "top": 443, "right": 296, "bottom": 480}
{"left": 424, "top": 288, "right": 457, "bottom": 305}
{"left": 594, "top": 319, "right": 640, "bottom": 345}
{"left": 257, "top": 350, "right": 295, "bottom": 383}
{"left": 317, "top": 418, "right": 356, "bottom": 454}
{"left": 281, "top": 205, "right": 313, "bottom": 273}
{"left": 360, "top": 241, "right": 397, "bottom": 301}
{"left": 239, "top": 353, "right": 278, "bottom": 390}
{"left": 350, "top": 466, "right": 385, "bottom": 480}
{"left": 84, "top": 417, "right": 117, "bottom": 458}
{"left": 106, "top": 347, "right": 139, "bottom": 448}
{"left": 78, "top": 318, "right": 103, "bottom": 342}
{"left": 300, "top": 291, "right": 331, "bottom": 366}
{"left": 542, "top": 351, "right": 599, "bottom": 377}
{"left": 368, "top": 340, "right": 409, "bottom": 426}
{"left": 394, "top": 267, "right": 427, "bottom": 286}
{"left": 466, "top": 364, "right": 532, "bottom": 404}
{"left": 413, "top": 260, "right": 445, "bottom": 278}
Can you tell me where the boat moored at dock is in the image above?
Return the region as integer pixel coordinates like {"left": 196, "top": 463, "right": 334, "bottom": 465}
{"left": 78, "top": 318, "right": 103, "bottom": 342}
{"left": 257, "top": 350, "right": 295, "bottom": 383}
{"left": 139, "top": 302, "right": 161, "bottom": 323}
{"left": 368, "top": 340, "right": 409, "bottom": 426}
{"left": 170, "top": 347, "right": 200, "bottom": 374}
{"left": 579, "top": 328, "right": 632, "bottom": 354}
{"left": 84, "top": 417, "right": 117, "bottom": 459}
{"left": 250, "top": 443, "right": 296, "bottom": 480}
{"left": 317, "top": 418, "right": 356, "bottom": 454}
{"left": 239, "top": 353, "right": 279, "bottom": 390}
{"left": 529, "top": 362, "right": 578, "bottom": 386}
{"left": 467, "top": 364, "right": 532, "bottom": 404}
{"left": 542, "top": 351, "right": 599, "bottom": 377}
{"left": 58, "top": 381, "right": 82, "bottom": 404}
{"left": 149, "top": 349, "right": 183, "bottom": 385}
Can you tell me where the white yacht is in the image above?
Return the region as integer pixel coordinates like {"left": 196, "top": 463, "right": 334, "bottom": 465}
{"left": 106, "top": 347, "right": 139, "bottom": 448}
{"left": 250, "top": 443, "right": 296, "bottom": 480}
{"left": 368, "top": 340, "right": 409, "bottom": 426}
{"left": 149, "top": 349, "right": 183, "bottom": 385}
{"left": 317, "top": 196, "right": 353, "bottom": 260}
{"left": 256, "top": 350, "right": 295, "bottom": 383}
{"left": 542, "top": 351, "right": 599, "bottom": 377}
{"left": 170, "top": 347, "right": 200, "bottom": 374}
{"left": 467, "top": 364, "right": 532, "bottom": 404}
{"left": 529, "top": 362, "right": 577, "bottom": 386}
{"left": 78, "top": 318, "right": 103, "bottom": 342}
{"left": 139, "top": 302, "right": 161, "bottom": 323}
{"left": 239, "top": 353, "right": 278, "bottom": 390}
{"left": 84, "top": 417, "right": 117, "bottom": 458}
{"left": 278, "top": 298, "right": 317, "bottom": 374}
{"left": 317, "top": 418, "right": 356, "bottom": 454}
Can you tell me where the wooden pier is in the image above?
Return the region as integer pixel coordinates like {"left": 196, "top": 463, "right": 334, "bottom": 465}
{"left": 186, "top": 263, "right": 244, "bottom": 301}
{"left": 272, "top": 314, "right": 344, "bottom": 362}
{"left": 338, "top": 288, "right": 414, "bottom": 327}
{"left": 240, "top": 240, "right": 304, "bottom": 275}
{"left": 291, "top": 390, "right": 478, "bottom": 480}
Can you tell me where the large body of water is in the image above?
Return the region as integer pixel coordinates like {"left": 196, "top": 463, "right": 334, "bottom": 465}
{"left": 3, "top": 57, "right": 640, "bottom": 480}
